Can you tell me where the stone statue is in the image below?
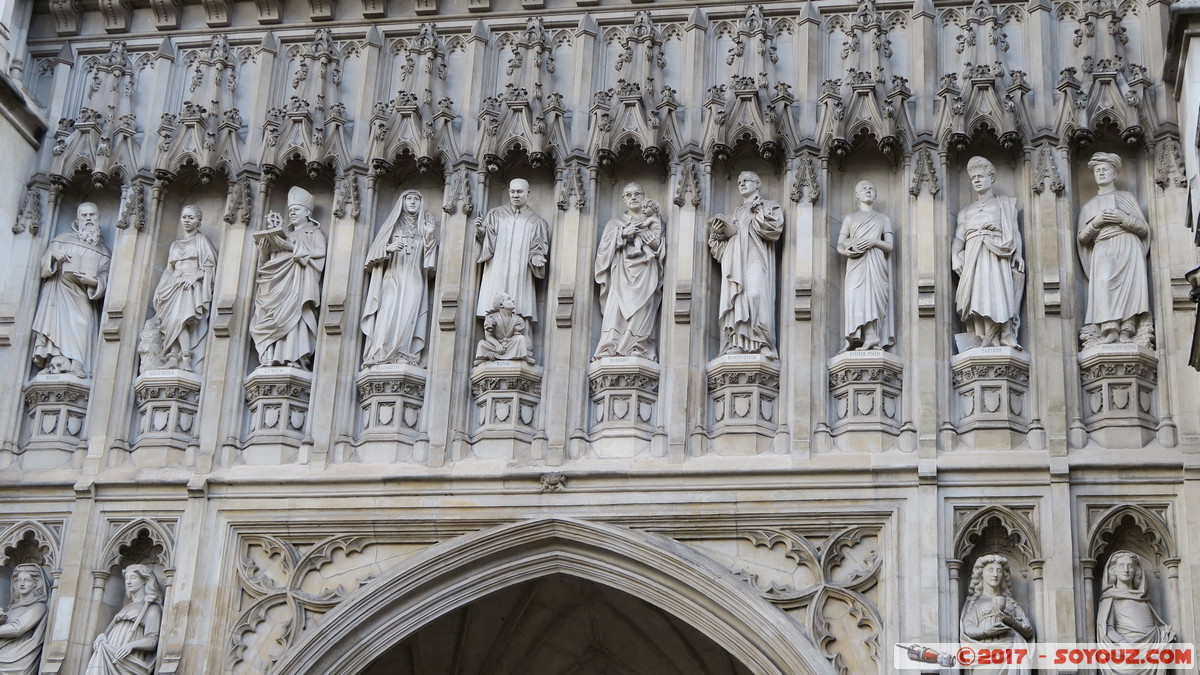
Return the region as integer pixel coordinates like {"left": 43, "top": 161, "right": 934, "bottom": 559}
{"left": 85, "top": 565, "right": 162, "bottom": 675}
{"left": 959, "top": 555, "right": 1034, "bottom": 675}
{"left": 474, "top": 179, "right": 550, "bottom": 322}
{"left": 1078, "top": 153, "right": 1152, "bottom": 348}
{"left": 708, "top": 171, "right": 784, "bottom": 358}
{"left": 594, "top": 183, "right": 665, "bottom": 360}
{"left": 474, "top": 292, "right": 535, "bottom": 366}
{"left": 0, "top": 564, "right": 49, "bottom": 675}
{"left": 836, "top": 180, "right": 894, "bottom": 352}
{"left": 143, "top": 205, "right": 217, "bottom": 372}
{"left": 249, "top": 187, "right": 327, "bottom": 370}
{"left": 31, "top": 202, "right": 111, "bottom": 378}
{"left": 1097, "top": 551, "right": 1175, "bottom": 674}
{"left": 952, "top": 156, "right": 1024, "bottom": 351}
{"left": 361, "top": 189, "right": 438, "bottom": 366}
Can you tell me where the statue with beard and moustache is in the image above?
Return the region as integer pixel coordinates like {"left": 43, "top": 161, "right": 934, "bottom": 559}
{"left": 31, "top": 202, "right": 111, "bottom": 378}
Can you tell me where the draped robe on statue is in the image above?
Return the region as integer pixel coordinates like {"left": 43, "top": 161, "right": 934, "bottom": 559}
{"left": 152, "top": 231, "right": 217, "bottom": 360}
{"left": 1096, "top": 576, "right": 1175, "bottom": 675}
{"left": 361, "top": 200, "right": 437, "bottom": 366}
{"left": 31, "top": 230, "right": 110, "bottom": 376}
{"left": 959, "top": 595, "right": 1033, "bottom": 675}
{"left": 476, "top": 206, "right": 549, "bottom": 321}
{"left": 594, "top": 212, "right": 664, "bottom": 359}
{"left": 84, "top": 601, "right": 160, "bottom": 675}
{"left": 838, "top": 210, "right": 894, "bottom": 348}
{"left": 249, "top": 222, "right": 327, "bottom": 367}
{"left": 710, "top": 197, "right": 784, "bottom": 356}
{"left": 0, "top": 598, "right": 47, "bottom": 675}
{"left": 953, "top": 196, "right": 1023, "bottom": 338}
{"left": 1078, "top": 190, "right": 1150, "bottom": 326}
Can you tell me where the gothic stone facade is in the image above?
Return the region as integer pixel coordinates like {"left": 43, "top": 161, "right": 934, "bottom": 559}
{"left": 0, "top": 1, "right": 1198, "bottom": 674}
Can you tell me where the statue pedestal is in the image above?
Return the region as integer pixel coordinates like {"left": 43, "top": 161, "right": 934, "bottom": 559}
{"left": 951, "top": 347, "right": 1030, "bottom": 448}
{"left": 21, "top": 373, "right": 90, "bottom": 466}
{"left": 470, "top": 360, "right": 542, "bottom": 460}
{"left": 707, "top": 354, "right": 780, "bottom": 455}
{"left": 243, "top": 367, "right": 312, "bottom": 458}
{"left": 1078, "top": 343, "right": 1157, "bottom": 448}
{"left": 828, "top": 350, "right": 903, "bottom": 450}
{"left": 134, "top": 369, "right": 201, "bottom": 463}
{"left": 355, "top": 364, "right": 427, "bottom": 463}
{"left": 588, "top": 357, "right": 659, "bottom": 459}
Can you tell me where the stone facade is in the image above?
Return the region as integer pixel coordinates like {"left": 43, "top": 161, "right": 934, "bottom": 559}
{"left": 0, "top": 1, "right": 1197, "bottom": 674}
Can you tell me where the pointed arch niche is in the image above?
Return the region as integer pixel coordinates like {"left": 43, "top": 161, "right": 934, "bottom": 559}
{"left": 270, "top": 518, "right": 835, "bottom": 675}
{"left": 1083, "top": 503, "right": 1179, "bottom": 641}
{"left": 950, "top": 504, "right": 1044, "bottom": 642}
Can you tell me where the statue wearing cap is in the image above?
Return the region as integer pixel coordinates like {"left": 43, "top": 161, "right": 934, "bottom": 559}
{"left": 1078, "top": 152, "right": 1152, "bottom": 346}
{"left": 249, "top": 186, "right": 328, "bottom": 369}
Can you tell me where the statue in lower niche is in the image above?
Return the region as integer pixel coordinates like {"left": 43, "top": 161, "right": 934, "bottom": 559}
{"left": 708, "top": 171, "right": 784, "bottom": 358}
{"left": 594, "top": 183, "right": 665, "bottom": 360}
{"left": 475, "top": 178, "right": 550, "bottom": 323}
{"left": 85, "top": 565, "right": 162, "bottom": 675}
{"left": 31, "top": 202, "right": 112, "bottom": 378}
{"left": 1097, "top": 551, "right": 1175, "bottom": 674}
{"left": 249, "top": 187, "right": 327, "bottom": 370}
{"left": 952, "top": 157, "right": 1024, "bottom": 351}
{"left": 959, "top": 555, "right": 1034, "bottom": 675}
{"left": 836, "top": 180, "right": 894, "bottom": 352}
{"left": 361, "top": 189, "right": 438, "bottom": 367}
{"left": 474, "top": 292, "right": 535, "bottom": 366}
{"left": 1078, "top": 153, "right": 1153, "bottom": 348}
{"left": 0, "top": 564, "right": 49, "bottom": 675}
{"left": 141, "top": 205, "right": 217, "bottom": 372}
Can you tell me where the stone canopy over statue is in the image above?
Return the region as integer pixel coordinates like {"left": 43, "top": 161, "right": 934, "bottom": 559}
{"left": 475, "top": 179, "right": 550, "bottom": 323}
{"left": 1078, "top": 152, "right": 1153, "bottom": 349}
{"left": 249, "top": 187, "right": 327, "bottom": 370}
{"left": 837, "top": 180, "right": 894, "bottom": 352}
{"left": 708, "top": 171, "right": 784, "bottom": 359}
{"left": 31, "top": 202, "right": 111, "bottom": 378}
{"left": 594, "top": 183, "right": 665, "bottom": 360}
{"left": 952, "top": 157, "right": 1025, "bottom": 351}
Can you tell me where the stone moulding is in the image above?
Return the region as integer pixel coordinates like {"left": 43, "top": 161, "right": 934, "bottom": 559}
{"left": 587, "top": 356, "right": 660, "bottom": 457}
{"left": 21, "top": 373, "right": 90, "bottom": 462}
{"left": 950, "top": 347, "right": 1030, "bottom": 443}
{"left": 1077, "top": 343, "right": 1158, "bottom": 448}
{"left": 243, "top": 367, "right": 312, "bottom": 450}
{"left": 827, "top": 350, "right": 903, "bottom": 439}
{"left": 707, "top": 354, "right": 781, "bottom": 455}
{"left": 134, "top": 369, "right": 201, "bottom": 452}
{"left": 470, "top": 360, "right": 542, "bottom": 460}
{"left": 355, "top": 364, "right": 427, "bottom": 462}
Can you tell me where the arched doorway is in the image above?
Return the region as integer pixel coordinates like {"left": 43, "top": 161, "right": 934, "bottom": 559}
{"left": 270, "top": 518, "right": 834, "bottom": 675}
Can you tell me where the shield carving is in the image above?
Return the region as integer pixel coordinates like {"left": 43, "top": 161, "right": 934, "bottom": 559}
{"left": 263, "top": 405, "right": 280, "bottom": 429}
{"left": 1110, "top": 385, "right": 1130, "bottom": 411}
{"left": 760, "top": 397, "right": 774, "bottom": 422}
{"left": 1009, "top": 392, "right": 1023, "bottom": 417}
{"left": 612, "top": 397, "right": 629, "bottom": 421}
{"left": 289, "top": 409, "right": 305, "bottom": 430}
{"left": 1088, "top": 390, "right": 1103, "bottom": 414}
{"left": 855, "top": 392, "right": 874, "bottom": 416}
{"left": 1138, "top": 391, "right": 1151, "bottom": 414}
{"left": 835, "top": 395, "right": 848, "bottom": 420}
{"left": 733, "top": 394, "right": 751, "bottom": 418}
{"left": 377, "top": 403, "right": 395, "bottom": 427}
{"left": 403, "top": 405, "right": 418, "bottom": 429}
{"left": 178, "top": 411, "right": 194, "bottom": 433}
{"left": 152, "top": 408, "right": 169, "bottom": 432}
{"left": 493, "top": 401, "right": 510, "bottom": 423}
{"left": 713, "top": 397, "right": 725, "bottom": 422}
{"left": 40, "top": 412, "right": 58, "bottom": 435}
{"left": 65, "top": 414, "right": 82, "bottom": 437}
{"left": 638, "top": 401, "right": 653, "bottom": 423}
{"left": 519, "top": 403, "right": 534, "bottom": 425}
{"left": 982, "top": 387, "right": 1001, "bottom": 414}
{"left": 961, "top": 391, "right": 975, "bottom": 417}
{"left": 594, "top": 401, "right": 605, "bottom": 423}
{"left": 882, "top": 395, "right": 896, "bottom": 420}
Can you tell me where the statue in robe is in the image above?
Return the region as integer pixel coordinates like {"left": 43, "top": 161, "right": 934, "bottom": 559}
{"left": 474, "top": 179, "right": 550, "bottom": 322}
{"left": 85, "top": 565, "right": 162, "bottom": 675}
{"left": 31, "top": 202, "right": 111, "bottom": 378}
{"left": 361, "top": 189, "right": 438, "bottom": 366}
{"left": 1096, "top": 551, "right": 1175, "bottom": 675}
{"left": 594, "top": 183, "right": 665, "bottom": 360}
{"left": 1078, "top": 152, "right": 1153, "bottom": 348}
{"left": 249, "top": 187, "right": 327, "bottom": 370}
{"left": 836, "top": 180, "right": 894, "bottom": 352}
{"left": 474, "top": 292, "right": 535, "bottom": 366}
{"left": 952, "top": 156, "right": 1024, "bottom": 351}
{"left": 143, "top": 205, "right": 217, "bottom": 371}
{"left": 959, "top": 555, "right": 1034, "bottom": 675}
{"left": 0, "top": 564, "right": 49, "bottom": 675}
{"left": 708, "top": 171, "right": 784, "bottom": 358}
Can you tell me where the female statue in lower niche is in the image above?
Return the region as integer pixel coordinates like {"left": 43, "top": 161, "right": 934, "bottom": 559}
{"left": 1096, "top": 550, "right": 1175, "bottom": 675}
{"left": 959, "top": 554, "right": 1034, "bottom": 675}
{"left": 0, "top": 563, "right": 50, "bottom": 675}
{"left": 85, "top": 565, "right": 162, "bottom": 675}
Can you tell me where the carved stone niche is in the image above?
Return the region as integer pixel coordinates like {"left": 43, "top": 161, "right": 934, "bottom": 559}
{"left": 951, "top": 347, "right": 1030, "bottom": 448}
{"left": 1078, "top": 344, "right": 1157, "bottom": 448}
{"left": 355, "top": 364, "right": 427, "bottom": 462}
{"left": 707, "top": 354, "right": 780, "bottom": 455}
{"left": 588, "top": 357, "right": 659, "bottom": 458}
{"left": 133, "top": 369, "right": 200, "bottom": 463}
{"left": 242, "top": 366, "right": 312, "bottom": 462}
{"left": 21, "top": 373, "right": 90, "bottom": 467}
{"left": 827, "top": 350, "right": 903, "bottom": 451}
{"left": 470, "top": 361, "right": 542, "bottom": 461}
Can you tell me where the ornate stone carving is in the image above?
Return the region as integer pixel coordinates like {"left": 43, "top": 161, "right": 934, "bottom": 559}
{"left": 470, "top": 359, "right": 542, "bottom": 458}
{"left": 959, "top": 555, "right": 1035, "bottom": 667}
{"left": 31, "top": 202, "right": 111, "bottom": 378}
{"left": 555, "top": 162, "right": 586, "bottom": 212}
{"left": 441, "top": 166, "right": 474, "bottom": 216}
{"left": 114, "top": 181, "right": 145, "bottom": 231}
{"left": 909, "top": 147, "right": 940, "bottom": 197}
{"left": 1078, "top": 153, "right": 1153, "bottom": 349}
{"left": 594, "top": 183, "right": 663, "bottom": 360}
{"left": 0, "top": 562, "right": 49, "bottom": 675}
{"left": 671, "top": 158, "right": 701, "bottom": 207}
{"left": 13, "top": 184, "right": 42, "bottom": 235}
{"left": 1078, "top": 343, "right": 1157, "bottom": 448}
{"left": 588, "top": 357, "right": 659, "bottom": 456}
{"left": 1032, "top": 145, "right": 1064, "bottom": 196}
{"left": 155, "top": 34, "right": 244, "bottom": 182}
{"left": 361, "top": 189, "right": 436, "bottom": 367}
{"left": 474, "top": 179, "right": 549, "bottom": 323}
{"left": 250, "top": 187, "right": 326, "bottom": 370}
{"left": 790, "top": 153, "right": 819, "bottom": 204}
{"left": 709, "top": 171, "right": 783, "bottom": 358}
{"left": 1097, "top": 551, "right": 1176, "bottom": 665}
{"left": 244, "top": 367, "right": 312, "bottom": 444}
{"left": 86, "top": 565, "right": 162, "bottom": 675}
{"left": 223, "top": 178, "right": 253, "bottom": 228}
{"left": 1154, "top": 138, "right": 1187, "bottom": 190}
{"left": 134, "top": 369, "right": 201, "bottom": 451}
{"left": 356, "top": 364, "right": 426, "bottom": 441}
{"left": 951, "top": 347, "right": 1030, "bottom": 439}
{"left": 828, "top": 350, "right": 902, "bottom": 439}
{"left": 707, "top": 354, "right": 780, "bottom": 454}
{"left": 49, "top": 42, "right": 140, "bottom": 186}
{"left": 952, "top": 157, "right": 1024, "bottom": 352}
{"left": 837, "top": 180, "right": 894, "bottom": 352}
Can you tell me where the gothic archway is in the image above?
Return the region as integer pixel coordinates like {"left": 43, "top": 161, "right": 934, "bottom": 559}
{"left": 271, "top": 517, "right": 835, "bottom": 675}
